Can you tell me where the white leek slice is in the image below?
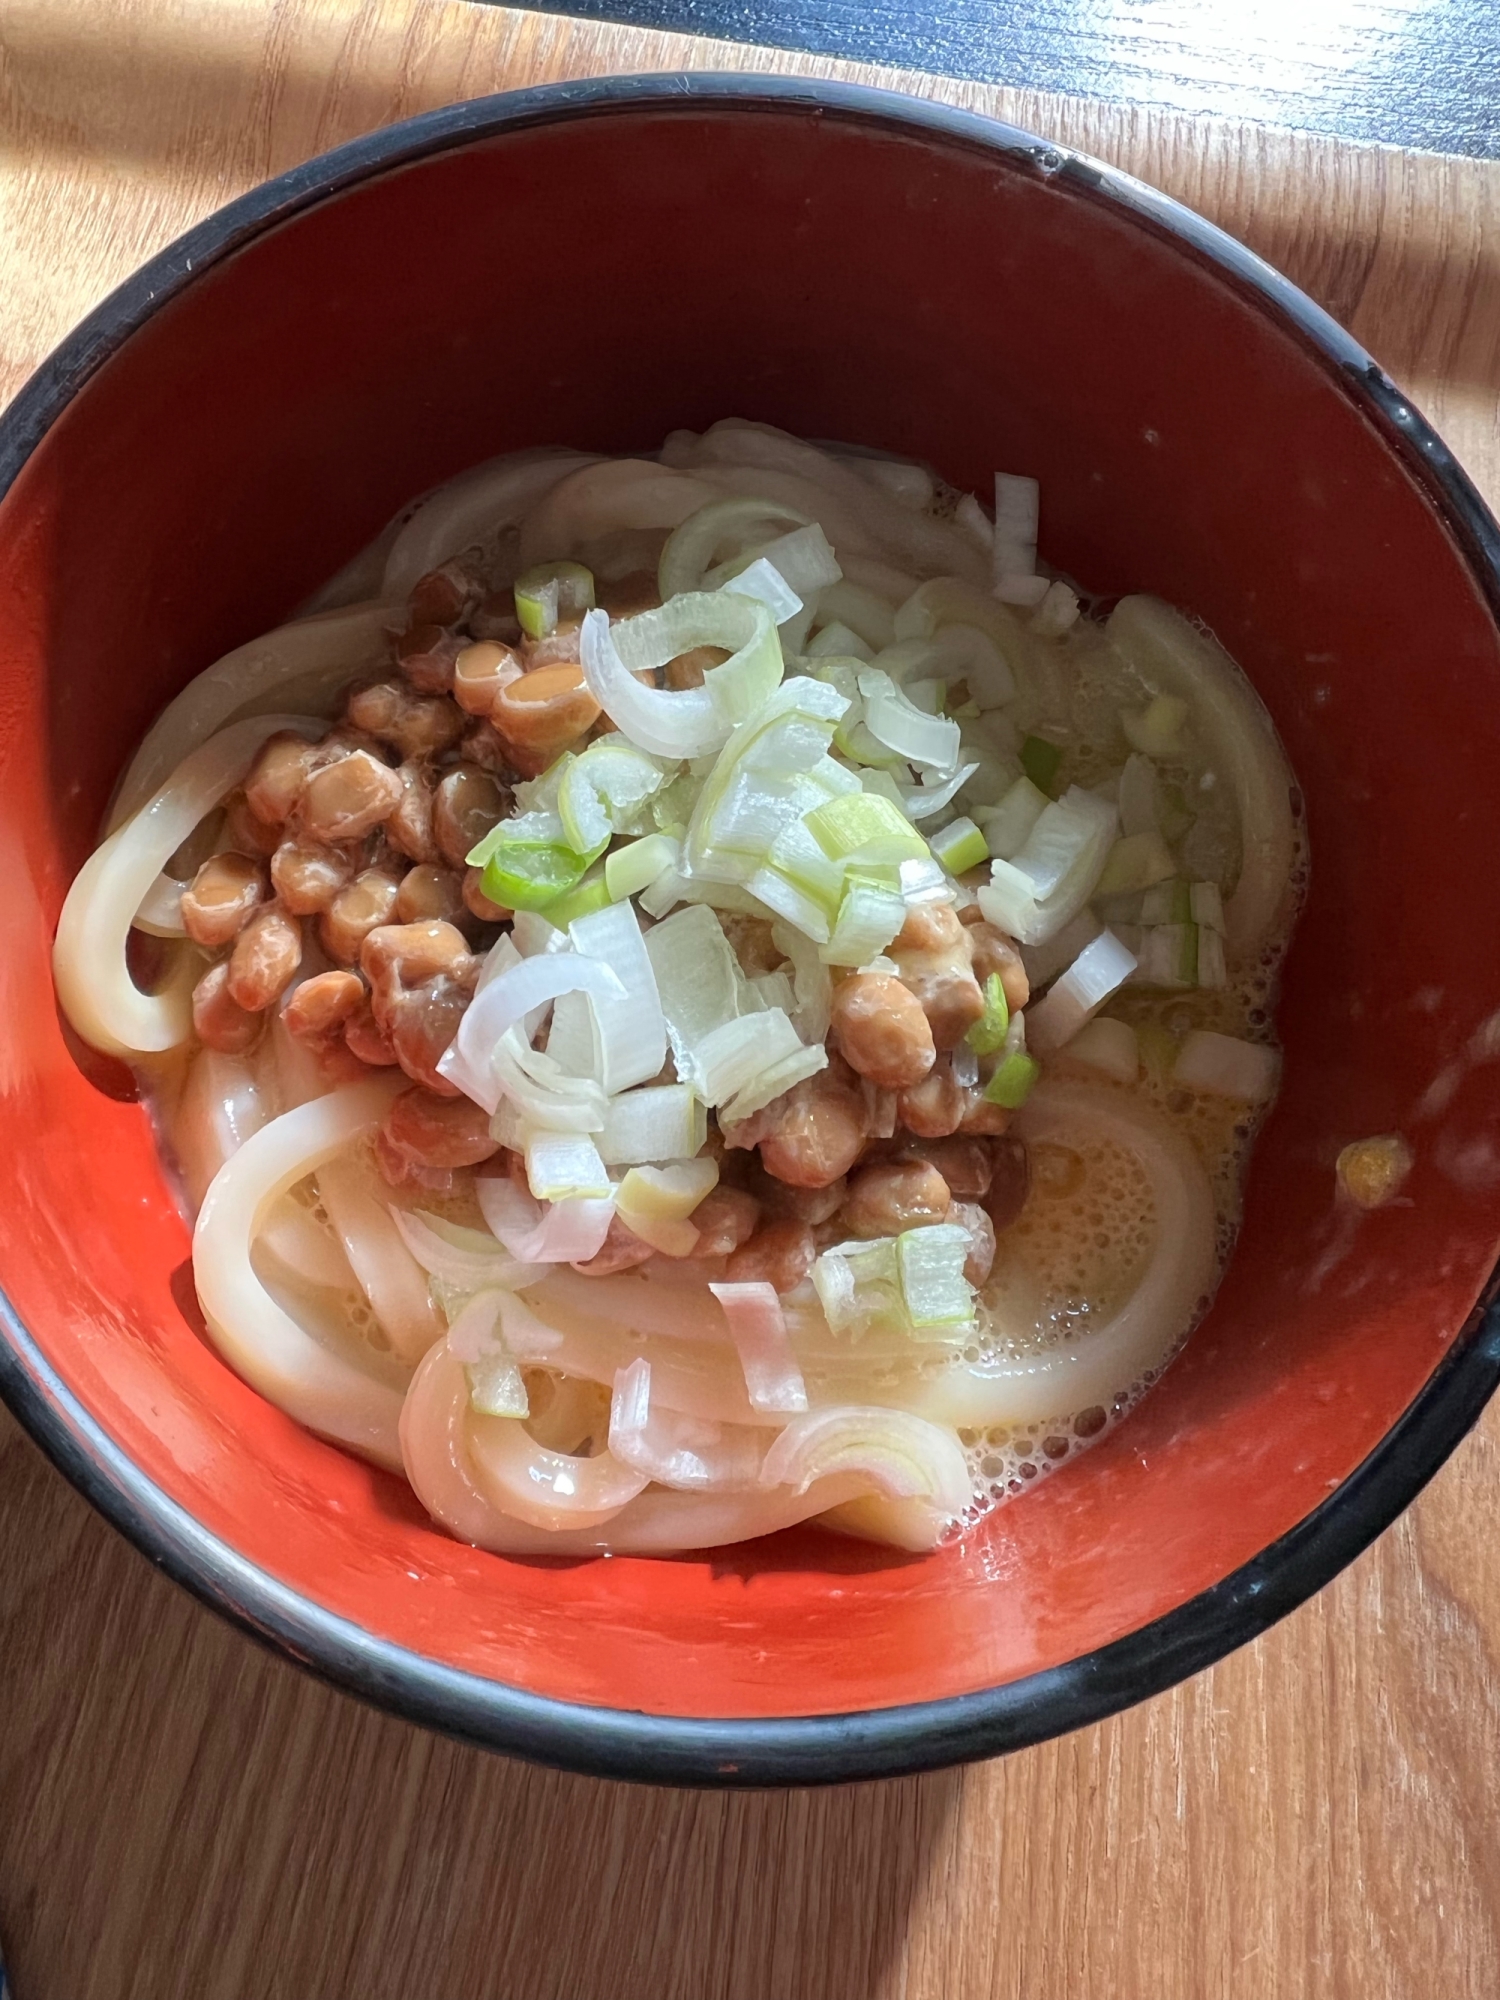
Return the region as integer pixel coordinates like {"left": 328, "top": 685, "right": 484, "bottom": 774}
{"left": 710, "top": 1282, "right": 809, "bottom": 1413}
{"left": 438, "top": 952, "right": 625, "bottom": 1112}
{"left": 1010, "top": 786, "right": 1119, "bottom": 900}
{"left": 873, "top": 623, "right": 1015, "bottom": 704}
{"left": 1172, "top": 1030, "right": 1280, "bottom": 1102}
{"left": 614, "top": 1158, "right": 719, "bottom": 1257}
{"left": 605, "top": 831, "right": 680, "bottom": 902}
{"left": 614, "top": 590, "right": 782, "bottom": 731}
{"left": 596, "top": 1084, "right": 707, "bottom": 1166}
{"left": 557, "top": 737, "right": 670, "bottom": 854}
{"left": 820, "top": 878, "right": 907, "bottom": 967}
{"left": 476, "top": 1174, "right": 615, "bottom": 1264}
{"left": 643, "top": 904, "right": 744, "bottom": 1077}
{"left": 1066, "top": 1015, "right": 1140, "bottom": 1083}
{"left": 758, "top": 1406, "right": 970, "bottom": 1517}
{"left": 1094, "top": 829, "right": 1177, "bottom": 896}
{"left": 693, "top": 1009, "right": 804, "bottom": 1107}
{"left": 981, "top": 774, "right": 1050, "bottom": 859}
{"left": 718, "top": 555, "right": 803, "bottom": 623}
{"left": 902, "top": 760, "right": 980, "bottom": 822}
{"left": 744, "top": 865, "right": 833, "bottom": 943}
{"left": 761, "top": 814, "right": 849, "bottom": 918}
{"left": 896, "top": 1224, "right": 976, "bottom": 1330}
{"left": 993, "top": 472, "right": 1039, "bottom": 587}
{"left": 525, "top": 1132, "right": 612, "bottom": 1202}
{"left": 509, "top": 909, "right": 569, "bottom": 957}
{"left": 608, "top": 1359, "right": 765, "bottom": 1491}
{"left": 1025, "top": 929, "right": 1138, "bottom": 1055}
{"left": 747, "top": 968, "right": 798, "bottom": 1015}
{"left": 770, "top": 921, "right": 833, "bottom": 1042}
{"left": 720, "top": 1041, "right": 828, "bottom": 1124}
{"left": 1018, "top": 908, "right": 1103, "bottom": 992}
{"left": 709, "top": 522, "right": 841, "bottom": 601}
{"left": 566, "top": 899, "right": 666, "bottom": 1093}
{"left": 488, "top": 1033, "right": 609, "bottom": 1134}
{"left": 682, "top": 675, "right": 847, "bottom": 882}
{"left": 858, "top": 668, "right": 962, "bottom": 773}
{"left": 657, "top": 496, "right": 809, "bottom": 598}
{"left": 978, "top": 787, "right": 1117, "bottom": 945}
{"left": 388, "top": 1208, "right": 545, "bottom": 1292}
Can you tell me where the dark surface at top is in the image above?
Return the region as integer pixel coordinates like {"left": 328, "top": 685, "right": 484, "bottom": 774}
{"left": 510, "top": 0, "right": 1500, "bottom": 158}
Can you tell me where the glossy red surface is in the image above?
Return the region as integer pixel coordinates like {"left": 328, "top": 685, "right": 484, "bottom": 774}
{"left": 3, "top": 101, "right": 1500, "bottom": 1721}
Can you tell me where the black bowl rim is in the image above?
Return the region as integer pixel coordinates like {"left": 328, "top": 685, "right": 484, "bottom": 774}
{"left": 3, "top": 72, "right": 1500, "bottom": 1790}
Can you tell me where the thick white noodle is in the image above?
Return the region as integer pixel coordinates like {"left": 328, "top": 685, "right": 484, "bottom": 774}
{"left": 1106, "top": 595, "right": 1297, "bottom": 958}
{"left": 316, "top": 1154, "right": 445, "bottom": 1364}
{"left": 676, "top": 420, "right": 991, "bottom": 585}
{"left": 108, "top": 602, "right": 399, "bottom": 831}
{"left": 382, "top": 447, "right": 599, "bottom": 596}
{"left": 171, "top": 1047, "right": 271, "bottom": 1208}
{"left": 899, "top": 1081, "right": 1218, "bottom": 1429}
{"left": 399, "top": 1344, "right": 874, "bottom": 1554}
{"left": 192, "top": 1080, "right": 408, "bottom": 1469}
{"left": 54, "top": 713, "right": 323, "bottom": 1057}
{"left": 517, "top": 459, "right": 721, "bottom": 567}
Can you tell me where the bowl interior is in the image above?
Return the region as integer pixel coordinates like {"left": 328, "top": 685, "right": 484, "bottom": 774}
{"left": 3, "top": 95, "right": 1500, "bottom": 1724}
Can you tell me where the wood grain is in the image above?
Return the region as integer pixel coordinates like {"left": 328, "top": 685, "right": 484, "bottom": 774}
{"left": 2, "top": 5, "right": 1500, "bottom": 1996}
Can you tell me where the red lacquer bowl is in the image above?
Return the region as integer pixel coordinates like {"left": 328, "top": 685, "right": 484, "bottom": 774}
{"left": 3, "top": 78, "right": 1499, "bottom": 1786}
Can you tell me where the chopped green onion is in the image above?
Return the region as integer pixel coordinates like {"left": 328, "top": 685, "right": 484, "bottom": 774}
{"left": 658, "top": 497, "right": 809, "bottom": 599}
{"left": 596, "top": 1083, "right": 707, "bottom": 1166}
{"left": 525, "top": 1132, "right": 612, "bottom": 1202}
{"left": 1140, "top": 878, "right": 1193, "bottom": 925}
{"left": 605, "top": 832, "right": 680, "bottom": 901}
{"left": 835, "top": 718, "right": 905, "bottom": 768}
{"left": 514, "top": 560, "right": 594, "bottom": 639}
{"left": 819, "top": 878, "right": 908, "bottom": 967}
{"left": 1157, "top": 781, "right": 1195, "bottom": 843}
{"left": 557, "top": 738, "right": 668, "bottom": 853}
{"left": 706, "top": 522, "right": 841, "bottom": 605}
{"left": 466, "top": 1351, "right": 530, "bottom": 1418}
{"left": 541, "top": 868, "right": 613, "bottom": 928}
{"left": 981, "top": 774, "right": 1049, "bottom": 859}
{"left": 985, "top": 1049, "right": 1041, "bottom": 1107}
{"left": 859, "top": 668, "right": 963, "bottom": 773}
{"left": 1134, "top": 921, "right": 1198, "bottom": 988}
{"left": 1094, "top": 829, "right": 1177, "bottom": 897}
{"left": 1190, "top": 881, "right": 1225, "bottom": 932}
{"left": 807, "top": 620, "right": 875, "bottom": 662}
{"left": 1122, "top": 693, "right": 1189, "bottom": 758}
{"left": 803, "top": 791, "right": 929, "bottom": 866}
{"left": 1020, "top": 734, "right": 1063, "bottom": 796}
{"left": 897, "top": 1224, "right": 975, "bottom": 1330}
{"left": 470, "top": 807, "right": 604, "bottom": 913}
{"left": 966, "top": 972, "right": 1011, "bottom": 1054}
{"left": 929, "top": 816, "right": 988, "bottom": 877}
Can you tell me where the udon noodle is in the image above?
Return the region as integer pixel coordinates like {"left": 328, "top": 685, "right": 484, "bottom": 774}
{"left": 54, "top": 418, "right": 1303, "bottom": 1555}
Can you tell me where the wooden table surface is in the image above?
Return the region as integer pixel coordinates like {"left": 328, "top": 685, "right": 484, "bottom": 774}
{"left": 3, "top": 5, "right": 1500, "bottom": 1996}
